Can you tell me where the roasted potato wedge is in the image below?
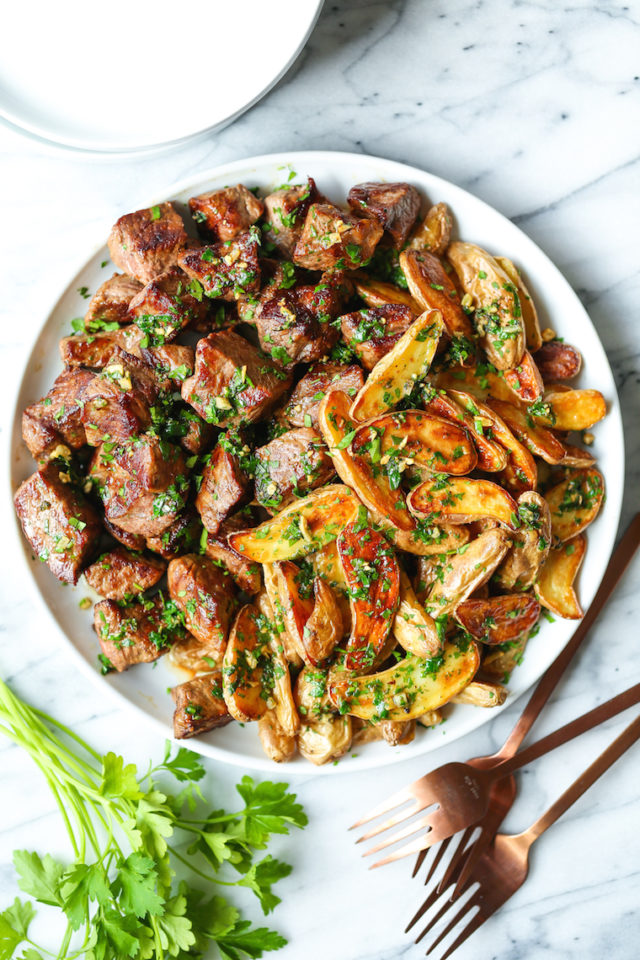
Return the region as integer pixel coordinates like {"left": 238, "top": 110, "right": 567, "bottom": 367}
{"left": 495, "top": 256, "right": 542, "bottom": 352}
{"left": 394, "top": 570, "right": 441, "bottom": 658}
{"left": 261, "top": 563, "right": 302, "bottom": 666}
{"left": 533, "top": 388, "right": 606, "bottom": 432}
{"left": 338, "top": 520, "right": 400, "bottom": 673}
{"left": 503, "top": 350, "right": 544, "bottom": 403}
{"left": 425, "top": 528, "right": 512, "bottom": 617}
{"left": 424, "top": 391, "right": 508, "bottom": 472}
{"left": 452, "top": 680, "right": 508, "bottom": 708}
{"left": 379, "top": 719, "right": 416, "bottom": 746}
{"left": 534, "top": 535, "right": 586, "bottom": 619}
{"left": 455, "top": 594, "right": 540, "bottom": 645}
{"left": 433, "top": 365, "right": 515, "bottom": 404}
{"left": 483, "top": 634, "right": 529, "bottom": 680}
{"left": 222, "top": 604, "right": 272, "bottom": 722}
{"left": 408, "top": 477, "right": 519, "bottom": 529}
{"left": 447, "top": 242, "right": 526, "bottom": 370}
{"left": 301, "top": 577, "right": 344, "bottom": 666}
{"left": 494, "top": 490, "right": 551, "bottom": 590}
{"left": 298, "top": 714, "right": 352, "bottom": 765}
{"left": 258, "top": 710, "right": 296, "bottom": 762}
{"left": 228, "top": 484, "right": 359, "bottom": 562}
{"left": 269, "top": 629, "right": 300, "bottom": 737}
{"left": 354, "top": 276, "right": 420, "bottom": 314}
{"left": 407, "top": 202, "right": 452, "bottom": 255}
{"left": 545, "top": 468, "right": 604, "bottom": 543}
{"left": 275, "top": 559, "right": 315, "bottom": 662}
{"left": 391, "top": 521, "right": 472, "bottom": 557}
{"left": 352, "top": 410, "right": 477, "bottom": 476}
{"left": 294, "top": 666, "right": 334, "bottom": 723}
{"left": 399, "top": 249, "right": 474, "bottom": 341}
{"left": 417, "top": 709, "right": 443, "bottom": 728}
{"left": 328, "top": 639, "right": 480, "bottom": 722}
{"left": 350, "top": 309, "right": 444, "bottom": 421}
{"left": 487, "top": 398, "right": 566, "bottom": 464}
{"left": 560, "top": 442, "right": 596, "bottom": 468}
{"left": 534, "top": 341, "right": 582, "bottom": 381}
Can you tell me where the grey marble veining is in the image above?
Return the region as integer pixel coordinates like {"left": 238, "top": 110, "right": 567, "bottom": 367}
{"left": 1, "top": 1, "right": 639, "bottom": 957}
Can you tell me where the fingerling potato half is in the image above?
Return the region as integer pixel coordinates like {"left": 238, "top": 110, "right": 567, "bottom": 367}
{"left": 425, "top": 528, "right": 512, "bottom": 618}
{"left": 394, "top": 569, "right": 442, "bottom": 658}
{"left": 408, "top": 476, "right": 519, "bottom": 530}
{"left": 534, "top": 535, "right": 586, "bottom": 619}
{"left": 495, "top": 256, "right": 542, "bottom": 352}
{"left": 328, "top": 638, "right": 480, "bottom": 722}
{"left": 560, "top": 442, "right": 596, "bottom": 469}
{"left": 298, "top": 714, "right": 352, "bottom": 766}
{"left": 494, "top": 491, "right": 552, "bottom": 590}
{"left": 352, "top": 409, "right": 477, "bottom": 475}
{"left": 533, "top": 387, "right": 606, "bottom": 432}
{"left": 222, "top": 604, "right": 273, "bottom": 722}
{"left": 338, "top": 520, "right": 400, "bottom": 673}
{"left": 534, "top": 341, "right": 582, "bottom": 381}
{"left": 399, "top": 249, "right": 474, "bottom": 341}
{"left": 424, "top": 390, "right": 508, "bottom": 472}
{"left": 301, "top": 578, "right": 344, "bottom": 666}
{"left": 258, "top": 709, "right": 297, "bottom": 763}
{"left": 407, "top": 202, "right": 452, "bottom": 255}
{"left": 354, "top": 276, "right": 420, "bottom": 314}
{"left": 487, "top": 398, "right": 566, "bottom": 464}
{"left": 503, "top": 350, "right": 544, "bottom": 403}
{"left": 454, "top": 594, "right": 540, "bottom": 645}
{"left": 483, "top": 633, "right": 529, "bottom": 680}
{"left": 452, "top": 679, "right": 508, "bottom": 707}
{"left": 545, "top": 468, "right": 604, "bottom": 543}
{"left": 350, "top": 309, "right": 444, "bottom": 421}
{"left": 433, "top": 365, "right": 515, "bottom": 404}
{"left": 228, "top": 484, "right": 359, "bottom": 563}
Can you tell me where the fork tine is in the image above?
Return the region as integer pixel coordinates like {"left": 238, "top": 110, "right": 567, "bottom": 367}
{"left": 370, "top": 823, "right": 448, "bottom": 868}
{"left": 364, "top": 808, "right": 439, "bottom": 860}
{"left": 349, "top": 784, "right": 417, "bottom": 830}
{"left": 436, "top": 826, "right": 476, "bottom": 894}
{"left": 414, "top": 881, "right": 474, "bottom": 944}
{"left": 356, "top": 798, "right": 430, "bottom": 844}
{"left": 405, "top": 876, "right": 448, "bottom": 933}
{"left": 423, "top": 839, "right": 450, "bottom": 886}
{"left": 429, "top": 904, "right": 487, "bottom": 960}
{"left": 412, "top": 847, "right": 429, "bottom": 878}
{"left": 452, "top": 825, "right": 492, "bottom": 896}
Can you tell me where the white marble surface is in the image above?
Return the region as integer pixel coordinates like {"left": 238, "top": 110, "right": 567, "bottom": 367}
{"left": 1, "top": 1, "right": 640, "bottom": 958}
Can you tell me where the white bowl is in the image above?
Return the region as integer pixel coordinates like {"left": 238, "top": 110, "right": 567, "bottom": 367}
{"left": 8, "top": 150, "right": 624, "bottom": 774}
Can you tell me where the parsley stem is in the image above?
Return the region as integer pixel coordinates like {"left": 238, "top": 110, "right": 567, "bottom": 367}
{"left": 166, "top": 844, "right": 235, "bottom": 886}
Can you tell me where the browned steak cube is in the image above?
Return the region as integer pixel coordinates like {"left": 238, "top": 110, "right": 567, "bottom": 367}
{"left": 127, "top": 268, "right": 208, "bottom": 345}
{"left": 60, "top": 326, "right": 143, "bottom": 368}
{"left": 104, "top": 517, "right": 146, "bottom": 552}
{"left": 283, "top": 362, "right": 365, "bottom": 429}
{"left": 178, "top": 228, "right": 261, "bottom": 302}
{"left": 90, "top": 435, "right": 188, "bottom": 537}
{"left": 84, "top": 546, "right": 166, "bottom": 600}
{"left": 263, "top": 177, "right": 323, "bottom": 257}
{"left": 293, "top": 202, "right": 383, "bottom": 271}
{"left": 195, "top": 433, "right": 252, "bottom": 535}
{"left": 205, "top": 511, "right": 262, "bottom": 595}
{"left": 189, "top": 184, "right": 264, "bottom": 242}
{"left": 145, "top": 511, "right": 202, "bottom": 559}
{"left": 172, "top": 673, "right": 232, "bottom": 738}
{"left": 179, "top": 412, "right": 215, "bottom": 455}
{"left": 254, "top": 427, "right": 334, "bottom": 513}
{"left": 81, "top": 348, "right": 159, "bottom": 446}
{"left": 167, "top": 554, "right": 237, "bottom": 662}
{"left": 340, "top": 304, "right": 415, "bottom": 370}
{"left": 237, "top": 259, "right": 300, "bottom": 324}
{"left": 347, "top": 181, "right": 421, "bottom": 248}
{"left": 14, "top": 464, "right": 101, "bottom": 583}
{"left": 22, "top": 368, "right": 94, "bottom": 464}
{"left": 107, "top": 202, "right": 187, "bottom": 284}
{"left": 181, "top": 330, "right": 292, "bottom": 429}
{"left": 95, "top": 593, "right": 187, "bottom": 672}
{"left": 140, "top": 344, "right": 195, "bottom": 389}
{"left": 84, "top": 273, "right": 143, "bottom": 330}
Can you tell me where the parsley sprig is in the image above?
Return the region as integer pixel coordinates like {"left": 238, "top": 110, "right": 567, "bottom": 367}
{"left": 0, "top": 679, "right": 306, "bottom": 960}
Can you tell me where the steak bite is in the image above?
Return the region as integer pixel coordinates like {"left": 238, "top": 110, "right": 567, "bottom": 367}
{"left": 178, "top": 228, "right": 261, "bottom": 302}
{"left": 84, "top": 273, "right": 143, "bottom": 330}
{"left": 172, "top": 673, "right": 232, "bottom": 739}
{"left": 90, "top": 434, "right": 189, "bottom": 537}
{"left": 340, "top": 304, "right": 415, "bottom": 370}
{"left": 293, "top": 202, "right": 383, "bottom": 271}
{"left": 14, "top": 464, "right": 101, "bottom": 583}
{"left": 189, "top": 184, "right": 264, "bottom": 242}
{"left": 81, "top": 348, "right": 159, "bottom": 446}
{"left": 347, "top": 181, "right": 421, "bottom": 249}
{"left": 283, "top": 361, "right": 365, "bottom": 429}
{"left": 195, "top": 434, "right": 252, "bottom": 535}
{"left": 104, "top": 517, "right": 146, "bottom": 552}
{"left": 167, "top": 554, "right": 237, "bottom": 661}
{"left": 181, "top": 330, "right": 292, "bottom": 429}
{"left": 84, "top": 546, "right": 166, "bottom": 600}
{"left": 22, "top": 368, "right": 94, "bottom": 464}
{"left": 254, "top": 427, "right": 334, "bottom": 513}
{"left": 127, "top": 268, "right": 208, "bottom": 345}
{"left": 205, "top": 511, "right": 262, "bottom": 595}
{"left": 145, "top": 511, "right": 202, "bottom": 559}
{"left": 107, "top": 202, "right": 187, "bottom": 284}
{"left": 60, "top": 326, "right": 143, "bottom": 368}
{"left": 95, "top": 593, "right": 187, "bottom": 672}
{"left": 263, "top": 177, "right": 323, "bottom": 257}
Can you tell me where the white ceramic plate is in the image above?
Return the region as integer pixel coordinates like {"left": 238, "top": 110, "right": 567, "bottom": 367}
{"left": 0, "top": 1, "right": 324, "bottom": 154}
{"left": 8, "top": 151, "right": 624, "bottom": 774}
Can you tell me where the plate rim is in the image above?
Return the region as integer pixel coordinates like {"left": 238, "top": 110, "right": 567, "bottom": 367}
{"left": 6, "top": 148, "right": 625, "bottom": 775}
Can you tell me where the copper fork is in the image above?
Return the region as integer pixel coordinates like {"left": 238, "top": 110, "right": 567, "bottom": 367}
{"left": 414, "top": 711, "right": 640, "bottom": 959}
{"left": 351, "top": 514, "right": 640, "bottom": 870}
{"left": 410, "top": 512, "right": 640, "bottom": 896}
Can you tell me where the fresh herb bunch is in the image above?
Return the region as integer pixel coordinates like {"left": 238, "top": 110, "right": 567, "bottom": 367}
{"left": 0, "top": 679, "right": 307, "bottom": 960}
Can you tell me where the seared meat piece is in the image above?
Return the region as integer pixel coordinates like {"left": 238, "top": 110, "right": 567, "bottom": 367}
{"left": 167, "top": 554, "right": 237, "bottom": 661}
{"left": 145, "top": 511, "right": 202, "bottom": 559}
{"left": 179, "top": 413, "right": 215, "bottom": 455}
{"left": 348, "top": 181, "right": 421, "bottom": 249}
{"left": 237, "top": 259, "right": 300, "bottom": 324}
{"left": 181, "top": 330, "right": 292, "bottom": 428}
{"left": 81, "top": 348, "right": 159, "bottom": 446}
{"left": 293, "top": 202, "right": 383, "bottom": 271}
{"left": 104, "top": 517, "right": 146, "bottom": 551}
{"left": 22, "top": 368, "right": 94, "bottom": 464}
{"left": 172, "top": 674, "right": 232, "bottom": 739}
{"left": 264, "top": 177, "right": 323, "bottom": 257}
{"left": 107, "top": 203, "right": 187, "bottom": 284}
{"left": 95, "top": 593, "right": 186, "bottom": 672}
{"left": 14, "top": 464, "right": 100, "bottom": 583}
{"left": 141, "top": 344, "right": 195, "bottom": 389}
{"left": 84, "top": 546, "right": 166, "bottom": 600}
{"left": 90, "top": 434, "right": 188, "bottom": 537}
{"left": 189, "top": 184, "right": 264, "bottom": 242}
{"left": 84, "top": 273, "right": 143, "bottom": 330}
{"left": 340, "top": 304, "right": 414, "bottom": 370}
{"left": 195, "top": 436, "right": 252, "bottom": 534}
{"left": 60, "top": 326, "right": 143, "bottom": 368}
{"left": 283, "top": 361, "right": 365, "bottom": 429}
{"left": 127, "top": 268, "right": 208, "bottom": 345}
{"left": 254, "top": 427, "right": 334, "bottom": 513}
{"left": 178, "top": 228, "right": 261, "bottom": 302}
{"left": 205, "top": 511, "right": 262, "bottom": 594}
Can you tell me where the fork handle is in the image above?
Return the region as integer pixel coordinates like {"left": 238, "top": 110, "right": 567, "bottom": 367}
{"left": 491, "top": 682, "right": 640, "bottom": 779}
{"left": 496, "top": 514, "right": 640, "bottom": 761}
{"left": 518, "top": 713, "right": 640, "bottom": 845}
